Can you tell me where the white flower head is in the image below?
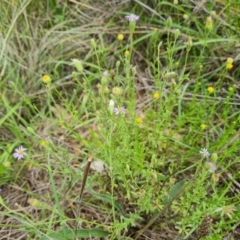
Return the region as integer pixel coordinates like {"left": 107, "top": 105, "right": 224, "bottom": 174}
{"left": 102, "top": 71, "right": 109, "bottom": 77}
{"left": 13, "top": 146, "right": 27, "bottom": 160}
{"left": 199, "top": 148, "right": 210, "bottom": 158}
{"left": 113, "top": 106, "right": 126, "bottom": 115}
{"left": 125, "top": 14, "right": 139, "bottom": 22}
{"left": 205, "top": 161, "right": 217, "bottom": 173}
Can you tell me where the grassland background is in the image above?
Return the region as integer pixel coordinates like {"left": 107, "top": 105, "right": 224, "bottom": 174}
{"left": 0, "top": 0, "right": 240, "bottom": 239}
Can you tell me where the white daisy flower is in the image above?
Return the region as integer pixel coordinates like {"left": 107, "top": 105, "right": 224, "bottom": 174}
{"left": 125, "top": 14, "right": 139, "bottom": 22}
{"left": 199, "top": 148, "right": 210, "bottom": 158}
{"left": 102, "top": 71, "right": 109, "bottom": 77}
{"left": 113, "top": 106, "right": 126, "bottom": 115}
{"left": 13, "top": 146, "right": 27, "bottom": 160}
{"left": 205, "top": 162, "right": 217, "bottom": 173}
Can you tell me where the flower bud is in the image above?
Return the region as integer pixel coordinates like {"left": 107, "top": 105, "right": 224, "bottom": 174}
{"left": 211, "top": 153, "right": 218, "bottom": 162}
{"left": 90, "top": 38, "right": 97, "bottom": 48}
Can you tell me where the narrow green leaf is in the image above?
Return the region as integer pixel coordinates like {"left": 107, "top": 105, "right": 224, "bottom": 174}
{"left": 89, "top": 189, "right": 125, "bottom": 216}
{"left": 39, "top": 228, "right": 110, "bottom": 240}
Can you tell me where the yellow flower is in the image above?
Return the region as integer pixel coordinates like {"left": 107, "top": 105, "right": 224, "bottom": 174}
{"left": 199, "top": 64, "right": 203, "bottom": 69}
{"left": 226, "top": 63, "right": 233, "bottom": 69}
{"left": 112, "top": 87, "right": 123, "bottom": 96}
{"left": 124, "top": 50, "right": 130, "bottom": 56}
{"left": 117, "top": 34, "right": 124, "bottom": 41}
{"left": 40, "top": 140, "right": 48, "bottom": 147}
{"left": 136, "top": 117, "right": 143, "bottom": 124}
{"left": 227, "top": 58, "right": 233, "bottom": 64}
{"left": 226, "top": 58, "right": 234, "bottom": 70}
{"left": 200, "top": 124, "right": 207, "bottom": 130}
{"left": 205, "top": 16, "right": 213, "bottom": 30}
{"left": 42, "top": 75, "right": 51, "bottom": 84}
{"left": 207, "top": 86, "right": 214, "bottom": 94}
{"left": 228, "top": 86, "right": 234, "bottom": 92}
{"left": 173, "top": 0, "right": 178, "bottom": 4}
{"left": 153, "top": 92, "right": 160, "bottom": 99}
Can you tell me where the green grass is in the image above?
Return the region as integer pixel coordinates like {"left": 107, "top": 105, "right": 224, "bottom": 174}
{"left": 0, "top": 0, "right": 240, "bottom": 239}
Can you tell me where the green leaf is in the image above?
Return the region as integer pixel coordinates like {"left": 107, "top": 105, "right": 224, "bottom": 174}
{"left": 162, "top": 178, "right": 188, "bottom": 206}
{"left": 39, "top": 228, "right": 110, "bottom": 240}
{"left": 89, "top": 189, "right": 125, "bottom": 216}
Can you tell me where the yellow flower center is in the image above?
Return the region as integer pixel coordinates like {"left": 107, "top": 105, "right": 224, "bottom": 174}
{"left": 153, "top": 93, "right": 160, "bottom": 99}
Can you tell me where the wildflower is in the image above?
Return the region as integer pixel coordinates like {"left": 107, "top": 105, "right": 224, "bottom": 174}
{"left": 136, "top": 117, "right": 143, "bottom": 124}
{"left": 124, "top": 50, "right": 130, "bottom": 56}
{"left": 13, "top": 146, "right": 27, "bottom": 160}
{"left": 205, "top": 161, "right": 217, "bottom": 173}
{"left": 221, "top": 205, "right": 236, "bottom": 219}
{"left": 42, "top": 75, "right": 51, "bottom": 84}
{"left": 227, "top": 57, "right": 233, "bottom": 64}
{"left": 40, "top": 140, "right": 48, "bottom": 147}
{"left": 199, "top": 64, "right": 203, "bottom": 69}
{"left": 125, "top": 14, "right": 139, "bottom": 22}
{"left": 102, "top": 71, "right": 109, "bottom": 78}
{"left": 200, "top": 124, "right": 207, "bottom": 130}
{"left": 226, "top": 63, "right": 233, "bottom": 70}
{"left": 228, "top": 86, "right": 234, "bottom": 92}
{"left": 112, "top": 87, "right": 123, "bottom": 96}
{"left": 226, "top": 58, "right": 233, "bottom": 70}
{"left": 173, "top": 0, "right": 178, "bottom": 4}
{"left": 207, "top": 86, "right": 214, "bottom": 94}
{"left": 199, "top": 148, "right": 210, "bottom": 158}
{"left": 113, "top": 106, "right": 126, "bottom": 115}
{"left": 215, "top": 205, "right": 236, "bottom": 219}
{"left": 117, "top": 34, "right": 124, "bottom": 41}
{"left": 153, "top": 92, "right": 160, "bottom": 99}
{"left": 205, "top": 16, "right": 213, "bottom": 30}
